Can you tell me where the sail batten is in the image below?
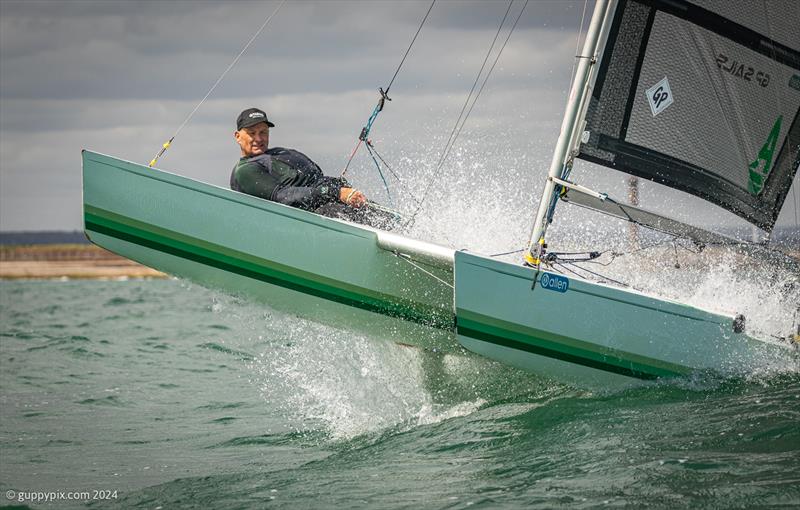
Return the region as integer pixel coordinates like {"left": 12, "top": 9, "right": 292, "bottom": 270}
{"left": 578, "top": 0, "right": 800, "bottom": 232}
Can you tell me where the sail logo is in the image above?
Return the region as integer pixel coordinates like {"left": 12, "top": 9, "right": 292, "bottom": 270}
{"left": 645, "top": 77, "right": 673, "bottom": 116}
{"left": 748, "top": 116, "right": 783, "bottom": 195}
{"left": 716, "top": 53, "right": 770, "bottom": 87}
{"left": 540, "top": 273, "right": 569, "bottom": 293}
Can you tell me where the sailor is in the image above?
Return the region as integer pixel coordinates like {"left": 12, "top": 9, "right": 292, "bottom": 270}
{"left": 231, "top": 108, "right": 384, "bottom": 224}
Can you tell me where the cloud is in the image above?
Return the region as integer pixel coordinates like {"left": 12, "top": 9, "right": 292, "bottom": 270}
{"left": 0, "top": 0, "right": 577, "bottom": 100}
{"left": 1, "top": 0, "right": 796, "bottom": 236}
{"left": 1, "top": 0, "right": 584, "bottom": 231}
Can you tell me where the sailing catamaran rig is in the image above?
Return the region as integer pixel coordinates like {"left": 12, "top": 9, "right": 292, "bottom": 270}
{"left": 83, "top": 0, "right": 799, "bottom": 389}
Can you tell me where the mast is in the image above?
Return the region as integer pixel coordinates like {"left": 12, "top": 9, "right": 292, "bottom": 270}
{"left": 525, "top": 0, "right": 613, "bottom": 266}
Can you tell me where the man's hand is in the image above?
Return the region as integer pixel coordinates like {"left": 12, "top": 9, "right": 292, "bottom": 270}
{"left": 340, "top": 187, "right": 367, "bottom": 208}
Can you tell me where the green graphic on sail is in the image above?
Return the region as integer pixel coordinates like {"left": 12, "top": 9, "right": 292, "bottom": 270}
{"left": 748, "top": 115, "right": 783, "bottom": 195}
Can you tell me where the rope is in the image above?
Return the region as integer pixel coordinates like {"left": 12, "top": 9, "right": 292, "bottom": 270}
{"left": 385, "top": 0, "right": 436, "bottom": 96}
{"left": 395, "top": 253, "right": 454, "bottom": 289}
{"left": 445, "top": 0, "right": 530, "bottom": 167}
{"left": 431, "top": 1, "right": 514, "bottom": 177}
{"left": 551, "top": 262, "right": 585, "bottom": 279}
{"left": 405, "top": 0, "right": 528, "bottom": 229}
{"left": 148, "top": 0, "right": 287, "bottom": 168}
{"left": 366, "top": 141, "right": 424, "bottom": 207}
{"left": 361, "top": 137, "right": 457, "bottom": 246}
{"left": 553, "top": 260, "right": 629, "bottom": 287}
{"left": 364, "top": 142, "right": 393, "bottom": 204}
{"left": 360, "top": 142, "right": 457, "bottom": 247}
{"left": 341, "top": 0, "right": 436, "bottom": 177}
{"left": 538, "top": 232, "right": 725, "bottom": 288}
{"left": 490, "top": 248, "right": 526, "bottom": 257}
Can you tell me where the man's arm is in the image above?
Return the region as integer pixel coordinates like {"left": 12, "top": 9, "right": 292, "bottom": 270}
{"left": 272, "top": 176, "right": 344, "bottom": 210}
{"left": 235, "top": 156, "right": 361, "bottom": 210}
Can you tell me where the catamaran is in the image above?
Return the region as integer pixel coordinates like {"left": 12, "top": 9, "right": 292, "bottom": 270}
{"left": 82, "top": 0, "right": 799, "bottom": 389}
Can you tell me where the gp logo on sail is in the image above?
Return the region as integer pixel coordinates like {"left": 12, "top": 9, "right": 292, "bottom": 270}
{"left": 540, "top": 273, "right": 569, "bottom": 293}
{"left": 646, "top": 77, "right": 673, "bottom": 116}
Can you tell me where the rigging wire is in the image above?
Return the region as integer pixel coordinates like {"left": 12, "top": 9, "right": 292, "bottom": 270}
{"left": 363, "top": 142, "right": 393, "bottom": 204}
{"left": 444, "top": 0, "right": 530, "bottom": 172}
{"left": 431, "top": 1, "right": 514, "bottom": 176}
{"left": 366, "top": 140, "right": 459, "bottom": 246}
{"left": 490, "top": 247, "right": 526, "bottom": 257}
{"left": 405, "top": 0, "right": 529, "bottom": 229}
{"left": 509, "top": 234, "right": 706, "bottom": 289}
{"left": 394, "top": 253, "right": 454, "bottom": 289}
{"left": 385, "top": 0, "right": 436, "bottom": 96}
{"left": 341, "top": 0, "right": 436, "bottom": 177}
{"left": 148, "top": 0, "right": 287, "bottom": 168}
{"left": 554, "top": 260, "right": 628, "bottom": 287}
{"left": 522, "top": 237, "right": 682, "bottom": 265}
{"left": 534, "top": 225, "right": 790, "bottom": 289}
{"left": 360, "top": 137, "right": 459, "bottom": 246}
{"left": 365, "top": 142, "right": 424, "bottom": 207}
{"left": 566, "top": 0, "right": 590, "bottom": 99}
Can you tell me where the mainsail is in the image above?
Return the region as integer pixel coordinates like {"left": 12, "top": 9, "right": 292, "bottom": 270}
{"left": 578, "top": 0, "right": 800, "bottom": 232}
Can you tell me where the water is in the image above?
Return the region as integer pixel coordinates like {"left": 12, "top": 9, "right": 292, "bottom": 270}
{"left": 1, "top": 279, "right": 799, "bottom": 509}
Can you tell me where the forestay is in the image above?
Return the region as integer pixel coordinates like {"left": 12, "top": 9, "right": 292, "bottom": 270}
{"left": 578, "top": 0, "right": 800, "bottom": 232}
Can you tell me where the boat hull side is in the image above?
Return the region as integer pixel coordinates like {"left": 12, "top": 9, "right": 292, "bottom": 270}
{"left": 454, "top": 250, "right": 788, "bottom": 389}
{"left": 81, "top": 150, "right": 457, "bottom": 350}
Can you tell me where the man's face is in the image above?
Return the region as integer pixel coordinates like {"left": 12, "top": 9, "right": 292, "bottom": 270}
{"left": 235, "top": 123, "right": 270, "bottom": 157}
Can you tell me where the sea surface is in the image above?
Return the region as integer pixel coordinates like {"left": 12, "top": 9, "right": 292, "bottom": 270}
{"left": 1, "top": 278, "right": 799, "bottom": 509}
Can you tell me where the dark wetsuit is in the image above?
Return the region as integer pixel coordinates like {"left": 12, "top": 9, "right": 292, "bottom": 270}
{"left": 230, "top": 147, "right": 396, "bottom": 229}
{"left": 230, "top": 147, "right": 345, "bottom": 210}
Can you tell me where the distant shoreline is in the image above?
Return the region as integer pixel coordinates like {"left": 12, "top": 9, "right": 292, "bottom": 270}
{"left": 0, "top": 237, "right": 796, "bottom": 280}
{"left": 0, "top": 244, "right": 166, "bottom": 280}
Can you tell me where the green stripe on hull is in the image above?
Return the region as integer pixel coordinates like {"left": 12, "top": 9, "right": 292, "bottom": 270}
{"left": 457, "top": 310, "right": 693, "bottom": 380}
{"left": 85, "top": 206, "right": 454, "bottom": 330}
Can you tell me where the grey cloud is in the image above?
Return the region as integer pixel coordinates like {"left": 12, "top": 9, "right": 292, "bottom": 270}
{"left": 6, "top": 0, "right": 793, "bottom": 234}
{"left": 0, "top": 30, "right": 573, "bottom": 104}
{"left": 1, "top": 0, "right": 581, "bottom": 100}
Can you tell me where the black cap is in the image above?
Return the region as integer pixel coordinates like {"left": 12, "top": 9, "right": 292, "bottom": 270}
{"left": 236, "top": 108, "right": 275, "bottom": 130}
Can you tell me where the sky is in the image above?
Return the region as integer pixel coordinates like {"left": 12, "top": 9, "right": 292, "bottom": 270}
{"left": 0, "top": 0, "right": 797, "bottom": 250}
